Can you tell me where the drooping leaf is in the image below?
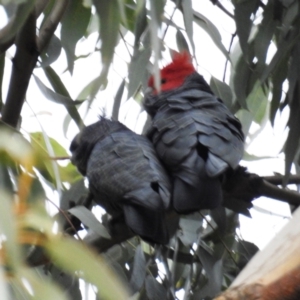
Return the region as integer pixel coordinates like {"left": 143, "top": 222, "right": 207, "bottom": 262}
{"left": 148, "top": 0, "right": 165, "bottom": 91}
{"left": 61, "top": 0, "right": 91, "bottom": 74}
{"left": 145, "top": 275, "right": 167, "bottom": 300}
{"left": 45, "top": 236, "right": 129, "bottom": 300}
{"left": 133, "top": 0, "right": 147, "bottom": 49}
{"left": 176, "top": 29, "right": 190, "bottom": 53}
{"left": 129, "top": 245, "right": 146, "bottom": 292}
{"left": 0, "top": 189, "right": 20, "bottom": 269}
{"left": 127, "top": 46, "right": 152, "bottom": 99}
{"left": 93, "top": 0, "right": 120, "bottom": 75}
{"left": 234, "top": 0, "right": 259, "bottom": 57}
{"left": 0, "top": 0, "right": 35, "bottom": 46}
{"left": 181, "top": 0, "right": 195, "bottom": 54}
{"left": 261, "top": 29, "right": 300, "bottom": 83}
{"left": 196, "top": 245, "right": 223, "bottom": 298}
{"left": 112, "top": 79, "right": 125, "bottom": 120}
{"left": 253, "top": 1, "right": 276, "bottom": 67}
{"left": 40, "top": 34, "right": 62, "bottom": 68}
{"left": 236, "top": 81, "right": 268, "bottom": 137}
{"left": 68, "top": 206, "right": 111, "bottom": 239}
{"left": 193, "top": 10, "right": 229, "bottom": 60}
{"left": 49, "top": 266, "right": 82, "bottom": 300}
{"left": 210, "top": 76, "right": 233, "bottom": 107}
{"left": 34, "top": 75, "right": 85, "bottom": 106}
{"left": 232, "top": 55, "right": 251, "bottom": 109}
{"left": 270, "top": 55, "right": 288, "bottom": 125}
{"left": 122, "top": 0, "right": 135, "bottom": 32}
{"left": 0, "top": 53, "right": 4, "bottom": 109}
{"left": 284, "top": 84, "right": 300, "bottom": 184}
{"left": 43, "top": 66, "right": 84, "bottom": 130}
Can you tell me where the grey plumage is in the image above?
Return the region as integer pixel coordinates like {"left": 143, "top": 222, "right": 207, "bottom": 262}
{"left": 70, "top": 118, "right": 173, "bottom": 244}
{"left": 144, "top": 73, "right": 244, "bottom": 213}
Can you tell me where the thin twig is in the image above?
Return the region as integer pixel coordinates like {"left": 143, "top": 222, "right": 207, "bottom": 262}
{"left": 119, "top": 29, "right": 132, "bottom": 58}
{"left": 49, "top": 156, "right": 71, "bottom": 160}
{"left": 162, "top": 1, "right": 178, "bottom": 42}
{"left": 223, "top": 32, "right": 236, "bottom": 82}
{"left": 200, "top": 212, "right": 239, "bottom": 268}
{"left": 210, "top": 0, "right": 234, "bottom": 19}
{"left": 46, "top": 197, "right": 82, "bottom": 242}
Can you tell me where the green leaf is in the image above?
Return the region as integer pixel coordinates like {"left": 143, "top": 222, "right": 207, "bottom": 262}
{"left": 61, "top": 0, "right": 91, "bottom": 74}
{"left": 243, "top": 151, "right": 274, "bottom": 161}
{"left": 181, "top": 0, "right": 195, "bottom": 54}
{"left": 145, "top": 275, "right": 167, "bottom": 300}
{"left": 0, "top": 164, "right": 13, "bottom": 193}
{"left": 176, "top": 29, "right": 190, "bottom": 53}
{"left": 40, "top": 34, "right": 62, "bottom": 68}
{"left": 236, "top": 81, "right": 268, "bottom": 137}
{"left": 129, "top": 245, "right": 146, "bottom": 292}
{"left": 16, "top": 267, "right": 68, "bottom": 300}
{"left": 122, "top": 0, "right": 135, "bottom": 32}
{"left": 43, "top": 66, "right": 84, "bottom": 130}
{"left": 196, "top": 245, "right": 222, "bottom": 297}
{"left": 261, "top": 29, "right": 300, "bottom": 82}
{"left": 210, "top": 76, "right": 233, "bottom": 107}
{"left": 30, "top": 132, "right": 72, "bottom": 185}
{"left": 193, "top": 10, "right": 229, "bottom": 60}
{"left": 68, "top": 206, "right": 111, "bottom": 239}
{"left": 284, "top": 84, "right": 300, "bottom": 184}
{"left": 128, "top": 46, "right": 152, "bottom": 99}
{"left": 133, "top": 0, "right": 147, "bottom": 49}
{"left": 45, "top": 237, "right": 129, "bottom": 300}
{"left": 112, "top": 79, "right": 125, "bottom": 120}
{"left": 232, "top": 56, "right": 251, "bottom": 109}
{"left": 0, "top": 53, "right": 4, "bottom": 109}
{"left": 149, "top": 0, "right": 165, "bottom": 91}
{"left": 34, "top": 75, "right": 85, "bottom": 105}
{"left": 253, "top": 1, "right": 276, "bottom": 67}
{"left": 93, "top": 0, "right": 120, "bottom": 74}
{"left": 233, "top": 0, "right": 259, "bottom": 57}
{"left": 270, "top": 55, "right": 288, "bottom": 125}
{"left": 0, "top": 0, "right": 35, "bottom": 46}
{"left": 0, "top": 189, "right": 21, "bottom": 269}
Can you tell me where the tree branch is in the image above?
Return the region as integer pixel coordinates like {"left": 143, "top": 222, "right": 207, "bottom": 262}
{"left": 0, "top": 0, "right": 48, "bottom": 54}
{"left": 1, "top": 11, "right": 37, "bottom": 128}
{"left": 37, "top": 0, "right": 69, "bottom": 52}
{"left": 1, "top": 0, "right": 69, "bottom": 128}
{"left": 263, "top": 174, "right": 300, "bottom": 185}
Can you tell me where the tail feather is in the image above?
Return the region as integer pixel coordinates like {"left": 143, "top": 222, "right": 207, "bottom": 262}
{"left": 173, "top": 177, "right": 222, "bottom": 213}
{"left": 123, "top": 205, "right": 170, "bottom": 244}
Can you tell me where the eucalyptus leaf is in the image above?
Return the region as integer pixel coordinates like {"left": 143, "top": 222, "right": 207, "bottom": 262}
{"left": 128, "top": 47, "right": 151, "bottom": 99}
{"left": 176, "top": 29, "right": 190, "bottom": 53}
{"left": 34, "top": 75, "right": 85, "bottom": 106}
{"left": 45, "top": 237, "right": 129, "bottom": 300}
{"left": 40, "top": 34, "right": 62, "bottom": 68}
{"left": 112, "top": 79, "right": 125, "bottom": 120}
{"left": 61, "top": 0, "right": 91, "bottom": 74}
{"left": 145, "top": 275, "right": 167, "bottom": 300}
{"left": 193, "top": 11, "right": 229, "bottom": 60}
{"left": 181, "top": 0, "right": 195, "bottom": 54}
{"left": 68, "top": 206, "right": 111, "bottom": 239}
{"left": 210, "top": 76, "right": 233, "bottom": 107}
{"left": 129, "top": 245, "right": 146, "bottom": 292}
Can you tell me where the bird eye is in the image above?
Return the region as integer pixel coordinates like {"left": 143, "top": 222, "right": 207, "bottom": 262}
{"left": 161, "top": 78, "right": 166, "bottom": 84}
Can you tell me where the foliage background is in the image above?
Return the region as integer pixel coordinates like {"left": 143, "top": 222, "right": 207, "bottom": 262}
{"left": 0, "top": 0, "right": 300, "bottom": 299}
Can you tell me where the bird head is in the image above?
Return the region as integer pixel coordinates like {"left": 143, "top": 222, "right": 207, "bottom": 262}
{"left": 147, "top": 51, "right": 196, "bottom": 94}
